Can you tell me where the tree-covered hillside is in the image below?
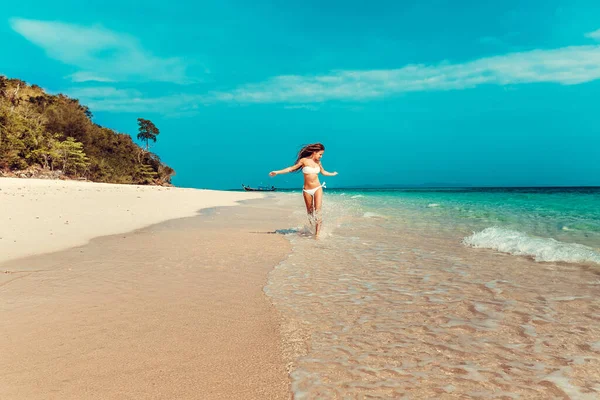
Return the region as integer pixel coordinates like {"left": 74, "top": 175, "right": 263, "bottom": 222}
{"left": 0, "top": 76, "right": 174, "bottom": 185}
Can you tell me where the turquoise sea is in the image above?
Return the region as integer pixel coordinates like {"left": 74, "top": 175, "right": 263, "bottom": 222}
{"left": 332, "top": 187, "right": 600, "bottom": 262}
{"left": 265, "top": 187, "right": 600, "bottom": 398}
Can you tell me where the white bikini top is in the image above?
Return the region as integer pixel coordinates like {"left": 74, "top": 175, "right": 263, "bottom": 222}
{"left": 302, "top": 165, "right": 320, "bottom": 175}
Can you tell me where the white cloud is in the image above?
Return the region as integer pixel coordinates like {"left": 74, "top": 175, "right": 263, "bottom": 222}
{"left": 585, "top": 29, "right": 600, "bottom": 40}
{"left": 70, "top": 72, "right": 116, "bottom": 83}
{"left": 10, "top": 18, "right": 191, "bottom": 84}
{"left": 57, "top": 30, "right": 600, "bottom": 114}
{"left": 63, "top": 86, "right": 191, "bottom": 113}
{"left": 66, "top": 86, "right": 142, "bottom": 99}
{"left": 283, "top": 104, "right": 319, "bottom": 111}
{"left": 86, "top": 96, "right": 183, "bottom": 113}
{"left": 209, "top": 44, "right": 600, "bottom": 104}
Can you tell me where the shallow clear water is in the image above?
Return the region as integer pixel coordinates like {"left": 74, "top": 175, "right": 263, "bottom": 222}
{"left": 266, "top": 188, "right": 600, "bottom": 398}
{"left": 337, "top": 187, "right": 600, "bottom": 249}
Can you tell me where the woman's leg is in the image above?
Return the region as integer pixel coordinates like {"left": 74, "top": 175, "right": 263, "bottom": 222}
{"left": 313, "top": 187, "right": 323, "bottom": 237}
{"left": 302, "top": 190, "right": 314, "bottom": 216}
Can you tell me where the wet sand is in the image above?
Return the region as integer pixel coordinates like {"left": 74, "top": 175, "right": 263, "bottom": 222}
{"left": 0, "top": 199, "right": 295, "bottom": 399}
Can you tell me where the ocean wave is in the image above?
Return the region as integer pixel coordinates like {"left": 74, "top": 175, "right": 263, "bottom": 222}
{"left": 462, "top": 227, "right": 600, "bottom": 265}
{"left": 351, "top": 195, "right": 364, "bottom": 199}
{"left": 427, "top": 203, "right": 441, "bottom": 208}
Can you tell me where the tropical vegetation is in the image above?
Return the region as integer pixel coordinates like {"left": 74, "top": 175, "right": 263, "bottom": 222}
{"left": 0, "top": 75, "right": 174, "bottom": 185}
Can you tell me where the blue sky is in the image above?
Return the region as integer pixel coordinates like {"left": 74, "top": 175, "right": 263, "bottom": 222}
{"left": 2, "top": 0, "right": 600, "bottom": 189}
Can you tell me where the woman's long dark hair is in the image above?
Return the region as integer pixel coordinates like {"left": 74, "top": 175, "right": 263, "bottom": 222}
{"left": 293, "top": 143, "right": 325, "bottom": 172}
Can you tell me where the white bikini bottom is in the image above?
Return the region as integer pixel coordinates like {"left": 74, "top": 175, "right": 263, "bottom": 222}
{"left": 303, "top": 182, "right": 326, "bottom": 196}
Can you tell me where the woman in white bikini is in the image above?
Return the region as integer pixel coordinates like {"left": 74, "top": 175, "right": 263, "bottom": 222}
{"left": 269, "top": 143, "right": 338, "bottom": 237}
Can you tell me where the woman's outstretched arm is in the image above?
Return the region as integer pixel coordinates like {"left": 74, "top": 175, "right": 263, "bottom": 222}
{"left": 270, "top": 161, "right": 302, "bottom": 176}
{"left": 320, "top": 164, "right": 338, "bottom": 177}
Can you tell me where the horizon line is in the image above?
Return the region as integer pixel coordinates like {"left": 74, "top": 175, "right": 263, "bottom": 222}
{"left": 226, "top": 184, "right": 600, "bottom": 191}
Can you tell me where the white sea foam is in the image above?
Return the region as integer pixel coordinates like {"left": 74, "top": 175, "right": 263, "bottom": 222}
{"left": 463, "top": 227, "right": 600, "bottom": 265}
{"left": 427, "top": 203, "right": 441, "bottom": 208}
{"left": 351, "top": 195, "right": 364, "bottom": 199}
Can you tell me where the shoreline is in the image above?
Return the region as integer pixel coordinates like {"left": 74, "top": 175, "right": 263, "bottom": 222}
{"left": 0, "top": 177, "right": 263, "bottom": 264}
{"left": 0, "top": 197, "right": 296, "bottom": 399}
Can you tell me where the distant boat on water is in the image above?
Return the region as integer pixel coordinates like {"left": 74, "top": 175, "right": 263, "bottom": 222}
{"left": 242, "top": 184, "right": 277, "bottom": 192}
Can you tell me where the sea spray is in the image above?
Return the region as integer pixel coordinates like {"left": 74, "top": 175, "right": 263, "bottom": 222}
{"left": 463, "top": 227, "right": 600, "bottom": 264}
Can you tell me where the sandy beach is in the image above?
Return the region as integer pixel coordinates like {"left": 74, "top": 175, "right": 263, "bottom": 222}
{"left": 0, "top": 178, "right": 294, "bottom": 399}
{"left": 0, "top": 178, "right": 266, "bottom": 264}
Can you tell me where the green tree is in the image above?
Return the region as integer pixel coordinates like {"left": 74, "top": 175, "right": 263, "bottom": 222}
{"left": 137, "top": 118, "right": 160, "bottom": 151}
{"left": 27, "top": 133, "right": 59, "bottom": 170}
{"left": 55, "top": 137, "right": 90, "bottom": 175}
{"left": 135, "top": 163, "right": 158, "bottom": 184}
